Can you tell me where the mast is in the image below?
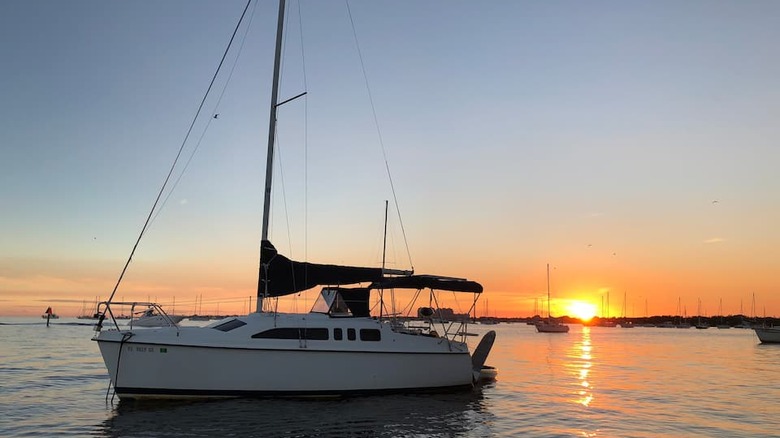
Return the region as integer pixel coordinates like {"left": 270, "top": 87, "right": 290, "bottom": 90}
{"left": 546, "top": 263, "right": 551, "bottom": 320}
{"left": 380, "top": 200, "right": 388, "bottom": 319}
{"left": 622, "top": 291, "right": 627, "bottom": 318}
{"left": 381, "top": 200, "right": 389, "bottom": 272}
{"left": 751, "top": 292, "right": 756, "bottom": 319}
{"left": 257, "top": 0, "right": 286, "bottom": 313}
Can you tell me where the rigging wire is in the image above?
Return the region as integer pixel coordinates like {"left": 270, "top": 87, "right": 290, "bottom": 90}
{"left": 296, "top": 0, "right": 310, "bottom": 310}
{"left": 276, "top": 0, "right": 292, "bottom": 258}
{"left": 104, "top": 0, "right": 254, "bottom": 305}
{"left": 344, "top": 0, "right": 414, "bottom": 271}
{"left": 273, "top": 0, "right": 298, "bottom": 312}
{"left": 273, "top": 0, "right": 311, "bottom": 312}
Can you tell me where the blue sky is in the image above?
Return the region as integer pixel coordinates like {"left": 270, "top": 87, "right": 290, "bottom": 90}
{"left": 1, "top": 0, "right": 778, "bottom": 316}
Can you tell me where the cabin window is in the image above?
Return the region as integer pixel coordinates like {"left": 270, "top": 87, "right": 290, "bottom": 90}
{"left": 360, "top": 329, "right": 381, "bottom": 341}
{"left": 310, "top": 293, "right": 331, "bottom": 314}
{"left": 330, "top": 294, "right": 351, "bottom": 316}
{"left": 334, "top": 328, "right": 343, "bottom": 340}
{"left": 252, "top": 328, "right": 329, "bottom": 340}
{"left": 212, "top": 319, "right": 246, "bottom": 332}
{"left": 347, "top": 328, "right": 356, "bottom": 341}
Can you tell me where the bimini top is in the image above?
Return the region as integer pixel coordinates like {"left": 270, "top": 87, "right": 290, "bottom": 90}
{"left": 259, "top": 240, "right": 482, "bottom": 297}
{"left": 369, "top": 275, "right": 482, "bottom": 293}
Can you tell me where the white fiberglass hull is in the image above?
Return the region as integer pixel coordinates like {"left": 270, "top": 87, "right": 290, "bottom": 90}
{"left": 754, "top": 327, "right": 780, "bottom": 344}
{"left": 535, "top": 321, "right": 569, "bottom": 333}
{"left": 94, "top": 313, "right": 474, "bottom": 399}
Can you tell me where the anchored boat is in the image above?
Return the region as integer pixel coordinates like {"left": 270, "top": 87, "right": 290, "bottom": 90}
{"left": 92, "top": 0, "right": 495, "bottom": 399}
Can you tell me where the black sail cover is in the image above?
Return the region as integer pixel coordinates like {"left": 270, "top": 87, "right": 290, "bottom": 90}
{"left": 260, "top": 240, "right": 383, "bottom": 297}
{"left": 370, "top": 275, "right": 483, "bottom": 293}
{"left": 259, "top": 240, "right": 483, "bottom": 297}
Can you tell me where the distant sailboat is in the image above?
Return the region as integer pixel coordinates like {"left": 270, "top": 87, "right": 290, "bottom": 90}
{"left": 527, "top": 298, "right": 540, "bottom": 325}
{"left": 675, "top": 298, "right": 690, "bottom": 329}
{"left": 596, "top": 292, "right": 616, "bottom": 327}
{"left": 736, "top": 293, "right": 757, "bottom": 329}
{"left": 695, "top": 298, "right": 709, "bottom": 329}
{"left": 480, "top": 299, "right": 498, "bottom": 325}
{"left": 77, "top": 297, "right": 102, "bottom": 320}
{"left": 754, "top": 326, "right": 780, "bottom": 344}
{"left": 716, "top": 298, "right": 730, "bottom": 329}
{"left": 535, "top": 264, "right": 569, "bottom": 333}
{"left": 620, "top": 291, "right": 634, "bottom": 328}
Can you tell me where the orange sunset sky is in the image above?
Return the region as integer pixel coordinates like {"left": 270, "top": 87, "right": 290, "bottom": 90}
{"left": 1, "top": 1, "right": 778, "bottom": 318}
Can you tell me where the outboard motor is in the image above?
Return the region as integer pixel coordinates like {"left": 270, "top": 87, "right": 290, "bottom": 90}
{"left": 471, "top": 330, "right": 496, "bottom": 383}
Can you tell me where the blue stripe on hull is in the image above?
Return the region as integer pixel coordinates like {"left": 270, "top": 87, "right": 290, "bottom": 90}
{"left": 114, "top": 384, "right": 474, "bottom": 399}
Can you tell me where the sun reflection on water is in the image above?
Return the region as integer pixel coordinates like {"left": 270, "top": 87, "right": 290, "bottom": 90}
{"left": 575, "top": 326, "right": 594, "bottom": 407}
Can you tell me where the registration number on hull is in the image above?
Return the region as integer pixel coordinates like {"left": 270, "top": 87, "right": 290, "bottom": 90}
{"left": 126, "top": 346, "right": 168, "bottom": 353}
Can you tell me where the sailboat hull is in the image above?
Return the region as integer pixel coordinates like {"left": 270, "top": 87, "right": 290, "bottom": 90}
{"left": 754, "top": 327, "right": 780, "bottom": 344}
{"left": 94, "top": 313, "right": 475, "bottom": 399}
{"left": 535, "top": 321, "right": 569, "bottom": 333}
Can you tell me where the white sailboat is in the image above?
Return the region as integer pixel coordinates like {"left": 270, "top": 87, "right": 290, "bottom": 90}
{"left": 535, "top": 264, "right": 569, "bottom": 333}
{"left": 754, "top": 326, "right": 780, "bottom": 344}
{"left": 92, "top": 0, "right": 495, "bottom": 399}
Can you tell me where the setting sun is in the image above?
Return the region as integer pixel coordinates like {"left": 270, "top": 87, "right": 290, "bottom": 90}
{"left": 567, "top": 301, "right": 598, "bottom": 321}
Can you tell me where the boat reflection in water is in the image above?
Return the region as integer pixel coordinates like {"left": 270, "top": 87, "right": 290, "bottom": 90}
{"left": 99, "top": 391, "right": 491, "bottom": 437}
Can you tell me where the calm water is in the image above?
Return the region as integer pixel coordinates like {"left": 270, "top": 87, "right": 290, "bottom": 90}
{"left": 1, "top": 318, "right": 777, "bottom": 437}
